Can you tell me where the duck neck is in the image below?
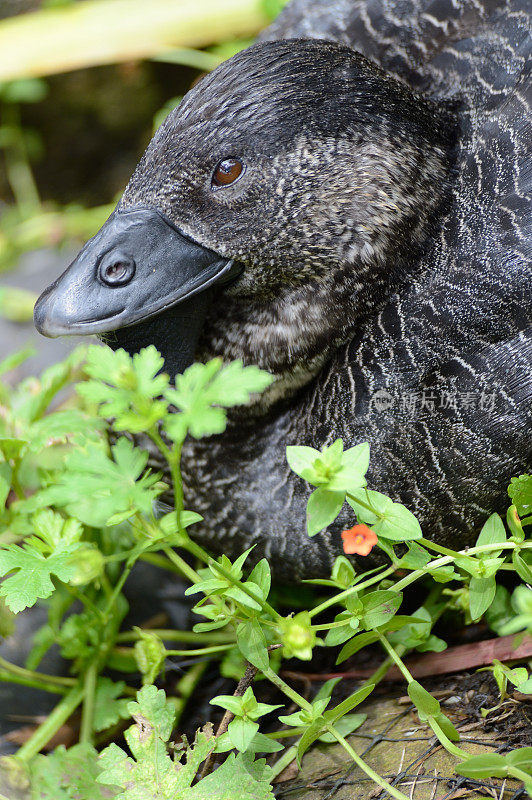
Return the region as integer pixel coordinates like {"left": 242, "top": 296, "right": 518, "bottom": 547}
{"left": 195, "top": 257, "right": 403, "bottom": 414}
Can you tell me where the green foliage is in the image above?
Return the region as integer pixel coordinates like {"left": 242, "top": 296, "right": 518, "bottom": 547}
{"left": 0, "top": 510, "right": 83, "bottom": 612}
{"left": 30, "top": 744, "right": 109, "bottom": 800}
{"left": 19, "top": 438, "right": 163, "bottom": 528}
{"left": 0, "top": 346, "right": 530, "bottom": 799}
{"left": 508, "top": 474, "right": 532, "bottom": 519}
{"left": 97, "top": 685, "right": 275, "bottom": 799}
{"left": 211, "top": 686, "right": 283, "bottom": 754}
{"left": 456, "top": 748, "right": 532, "bottom": 795}
{"left": 164, "top": 357, "right": 273, "bottom": 442}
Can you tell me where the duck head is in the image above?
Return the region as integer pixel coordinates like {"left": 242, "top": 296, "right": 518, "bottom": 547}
{"left": 35, "top": 39, "right": 456, "bottom": 383}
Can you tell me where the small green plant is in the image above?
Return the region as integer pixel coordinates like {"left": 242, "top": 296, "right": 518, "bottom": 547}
{"left": 0, "top": 345, "right": 531, "bottom": 798}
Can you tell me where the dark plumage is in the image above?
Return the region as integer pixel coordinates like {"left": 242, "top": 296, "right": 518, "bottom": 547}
{"left": 35, "top": 0, "right": 531, "bottom": 580}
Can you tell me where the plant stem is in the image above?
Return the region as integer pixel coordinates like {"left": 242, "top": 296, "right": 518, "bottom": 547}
{"left": 428, "top": 717, "right": 468, "bottom": 760}
{"left": 16, "top": 683, "right": 85, "bottom": 762}
{"left": 376, "top": 633, "right": 469, "bottom": 759}
{"left": 0, "top": 0, "right": 271, "bottom": 82}
{"left": 309, "top": 566, "right": 395, "bottom": 618}
{"left": 0, "top": 671, "right": 67, "bottom": 695}
{"left": 102, "top": 558, "right": 136, "bottom": 623}
{"left": 326, "top": 726, "right": 411, "bottom": 800}
{"left": 270, "top": 744, "right": 298, "bottom": 779}
{"left": 376, "top": 633, "right": 413, "bottom": 682}
{"left": 346, "top": 491, "right": 383, "bottom": 518}
{"left": 312, "top": 541, "right": 532, "bottom": 618}
{"left": 162, "top": 546, "right": 202, "bottom": 584}
{"left": 181, "top": 535, "right": 216, "bottom": 567}
{"left": 79, "top": 661, "right": 98, "bottom": 746}
{"left": 169, "top": 446, "right": 184, "bottom": 519}
{"left": 394, "top": 541, "right": 532, "bottom": 593}
{"left": 166, "top": 644, "right": 233, "bottom": 657}
{"left": 208, "top": 559, "right": 281, "bottom": 620}
{"left": 261, "top": 667, "right": 314, "bottom": 713}
{"left": 2, "top": 104, "right": 41, "bottom": 214}
{"left": 174, "top": 660, "right": 208, "bottom": 727}
{"left": 417, "top": 537, "right": 465, "bottom": 559}
{"left": 0, "top": 656, "right": 75, "bottom": 688}
{"left": 199, "top": 662, "right": 258, "bottom": 780}
{"left": 116, "top": 628, "right": 231, "bottom": 644}
{"left": 151, "top": 47, "right": 222, "bottom": 72}
{"left": 139, "top": 551, "right": 191, "bottom": 574}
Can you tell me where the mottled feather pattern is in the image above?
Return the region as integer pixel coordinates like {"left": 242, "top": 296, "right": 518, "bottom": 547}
{"left": 129, "top": 0, "right": 530, "bottom": 580}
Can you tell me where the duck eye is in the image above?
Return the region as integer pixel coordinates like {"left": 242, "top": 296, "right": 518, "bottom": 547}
{"left": 212, "top": 158, "right": 244, "bottom": 188}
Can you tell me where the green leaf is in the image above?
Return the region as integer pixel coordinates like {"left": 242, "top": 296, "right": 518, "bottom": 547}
{"left": 326, "top": 442, "right": 369, "bottom": 492}
{"left": 407, "top": 681, "right": 440, "bottom": 718}
{"left": 28, "top": 409, "right": 102, "bottom": 452}
{"left": 347, "top": 490, "right": 421, "bottom": 541}
{"left": 324, "top": 622, "right": 355, "bottom": 647}
{"left": 18, "top": 437, "right": 162, "bottom": 527}
{"left": 0, "top": 346, "right": 35, "bottom": 377}
{"left": 361, "top": 590, "right": 403, "bottom": 629}
{"left": 164, "top": 358, "right": 273, "bottom": 442}
{"left": 237, "top": 620, "right": 269, "bottom": 672}
{"left": 127, "top": 684, "right": 176, "bottom": 741}
{"left": 211, "top": 695, "right": 246, "bottom": 716}
{"left": 79, "top": 344, "right": 170, "bottom": 433}
{"left": 475, "top": 513, "right": 506, "bottom": 554}
{"left": 507, "top": 667, "right": 529, "bottom": 687}
{"left": 30, "top": 743, "right": 108, "bottom": 800}
{"left": 186, "top": 752, "right": 275, "bottom": 800}
{"left": 225, "top": 583, "right": 263, "bottom": 611}
{"left": 0, "top": 437, "right": 28, "bottom": 460}
{"left": 98, "top": 684, "right": 275, "bottom": 800}
{"left": 341, "top": 442, "right": 370, "bottom": 475}
{"left": 93, "top": 678, "right": 130, "bottom": 733}
{"left": 306, "top": 488, "right": 345, "bottom": 536}
{"left": 325, "top": 683, "right": 375, "bottom": 722}
{"left": 469, "top": 576, "right": 496, "bottom": 621}
{"left": 512, "top": 551, "right": 532, "bottom": 583}
{"left": 0, "top": 598, "right": 15, "bottom": 639}
{"left": 432, "top": 711, "right": 460, "bottom": 741}
{"left": 0, "top": 461, "right": 12, "bottom": 511}
{"left": 455, "top": 753, "right": 508, "bottom": 779}
{"left": 318, "top": 713, "right": 367, "bottom": 743}
{"left": 297, "top": 718, "right": 326, "bottom": 766}
{"left": 506, "top": 747, "right": 532, "bottom": 773}
{"left": 313, "top": 677, "right": 342, "bottom": 704}
{"left": 337, "top": 630, "right": 380, "bottom": 663}
{"left": 330, "top": 556, "right": 356, "bottom": 588}
{"left": 227, "top": 718, "right": 259, "bottom": 752}
{"left": 507, "top": 505, "right": 525, "bottom": 541}
{"left": 285, "top": 445, "right": 321, "bottom": 481}
{"left": 485, "top": 585, "right": 513, "bottom": 635}
{"left": 1, "top": 77, "right": 48, "bottom": 103}
{"left": 508, "top": 475, "right": 532, "bottom": 518}
{"left": 248, "top": 559, "right": 271, "bottom": 599}
{"left": 0, "top": 540, "right": 81, "bottom": 613}
{"left": 396, "top": 542, "right": 431, "bottom": 569}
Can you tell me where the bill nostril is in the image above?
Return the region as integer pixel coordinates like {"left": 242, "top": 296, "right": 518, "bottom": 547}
{"left": 98, "top": 251, "right": 136, "bottom": 287}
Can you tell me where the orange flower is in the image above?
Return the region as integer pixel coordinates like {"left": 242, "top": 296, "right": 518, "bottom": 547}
{"left": 341, "top": 524, "right": 378, "bottom": 556}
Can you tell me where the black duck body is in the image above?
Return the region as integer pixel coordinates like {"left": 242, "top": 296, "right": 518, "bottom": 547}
{"left": 35, "top": 0, "right": 532, "bottom": 580}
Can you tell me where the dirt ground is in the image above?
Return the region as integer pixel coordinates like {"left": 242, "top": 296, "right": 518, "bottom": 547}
{"left": 275, "top": 672, "right": 531, "bottom": 800}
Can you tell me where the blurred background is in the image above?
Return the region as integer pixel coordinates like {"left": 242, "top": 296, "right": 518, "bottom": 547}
{"left": 0, "top": 0, "right": 284, "bottom": 375}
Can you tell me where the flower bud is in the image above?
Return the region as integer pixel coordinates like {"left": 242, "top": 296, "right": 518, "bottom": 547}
{"left": 280, "top": 611, "right": 316, "bottom": 661}
{"left": 67, "top": 546, "right": 105, "bottom": 586}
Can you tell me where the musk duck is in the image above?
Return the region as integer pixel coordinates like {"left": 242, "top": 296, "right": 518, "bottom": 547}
{"left": 34, "top": 0, "right": 532, "bottom": 580}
